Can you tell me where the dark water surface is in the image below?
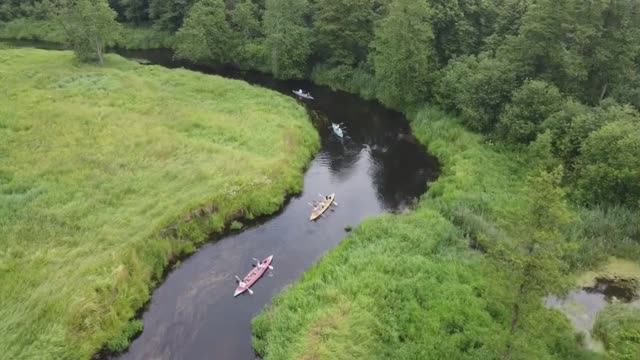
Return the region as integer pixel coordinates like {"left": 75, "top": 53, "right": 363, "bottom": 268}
{"left": 7, "top": 42, "right": 439, "bottom": 359}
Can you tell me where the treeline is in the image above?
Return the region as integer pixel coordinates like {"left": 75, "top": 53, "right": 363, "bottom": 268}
{"left": 3, "top": 0, "right": 639, "bottom": 209}
{"left": 121, "top": 0, "right": 640, "bottom": 210}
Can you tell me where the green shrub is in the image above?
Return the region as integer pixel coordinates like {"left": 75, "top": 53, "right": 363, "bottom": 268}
{"left": 498, "top": 80, "right": 563, "bottom": 143}
{"left": 105, "top": 320, "right": 143, "bottom": 352}
{"left": 573, "top": 118, "right": 640, "bottom": 208}
{"left": 436, "top": 54, "right": 520, "bottom": 133}
{"left": 593, "top": 304, "right": 640, "bottom": 359}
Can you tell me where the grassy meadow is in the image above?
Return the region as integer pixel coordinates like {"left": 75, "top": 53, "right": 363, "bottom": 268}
{"left": 253, "top": 108, "right": 599, "bottom": 359}
{"left": 0, "top": 48, "right": 318, "bottom": 359}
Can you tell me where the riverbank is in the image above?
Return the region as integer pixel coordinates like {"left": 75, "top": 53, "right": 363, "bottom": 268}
{"left": 253, "top": 108, "right": 597, "bottom": 359}
{"left": 0, "top": 48, "right": 318, "bottom": 359}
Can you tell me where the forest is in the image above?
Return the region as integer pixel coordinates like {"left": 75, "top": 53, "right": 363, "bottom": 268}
{"left": 1, "top": 0, "right": 639, "bottom": 359}
{"left": 2, "top": 0, "right": 639, "bottom": 209}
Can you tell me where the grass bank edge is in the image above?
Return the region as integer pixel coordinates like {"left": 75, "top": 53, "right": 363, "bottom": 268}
{"left": 0, "top": 48, "right": 319, "bottom": 358}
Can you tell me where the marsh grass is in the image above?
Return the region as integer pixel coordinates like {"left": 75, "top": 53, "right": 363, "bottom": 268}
{"left": 0, "top": 48, "right": 318, "bottom": 359}
{"left": 252, "top": 107, "right": 592, "bottom": 359}
{"left": 593, "top": 304, "right": 640, "bottom": 359}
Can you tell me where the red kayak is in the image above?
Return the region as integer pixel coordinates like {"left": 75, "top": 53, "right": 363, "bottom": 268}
{"left": 234, "top": 255, "right": 274, "bottom": 297}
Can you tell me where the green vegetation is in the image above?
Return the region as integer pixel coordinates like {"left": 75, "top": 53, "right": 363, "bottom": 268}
{"left": 593, "top": 304, "right": 640, "bottom": 359}
{"left": 58, "top": 0, "right": 122, "bottom": 64}
{"left": 0, "top": 18, "right": 175, "bottom": 49}
{"left": 254, "top": 109, "right": 592, "bottom": 359}
{"left": 2, "top": 0, "right": 640, "bottom": 358}
{"left": 0, "top": 48, "right": 318, "bottom": 359}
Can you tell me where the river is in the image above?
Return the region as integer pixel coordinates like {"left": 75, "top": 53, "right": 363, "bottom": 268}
{"left": 6, "top": 42, "right": 440, "bottom": 360}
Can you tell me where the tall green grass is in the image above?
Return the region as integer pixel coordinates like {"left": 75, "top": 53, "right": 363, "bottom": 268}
{"left": 0, "top": 48, "right": 318, "bottom": 359}
{"left": 253, "top": 107, "right": 595, "bottom": 359}
{"left": 566, "top": 206, "right": 640, "bottom": 270}
{"left": 593, "top": 304, "right": 640, "bottom": 359}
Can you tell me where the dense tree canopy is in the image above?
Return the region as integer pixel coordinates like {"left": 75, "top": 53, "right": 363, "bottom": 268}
{"left": 174, "top": 0, "right": 234, "bottom": 64}
{"left": 574, "top": 117, "right": 640, "bottom": 208}
{"left": 371, "top": 0, "right": 435, "bottom": 108}
{"left": 312, "top": 0, "right": 375, "bottom": 67}
{"left": 498, "top": 80, "right": 563, "bottom": 143}
{"left": 263, "top": 0, "right": 311, "bottom": 79}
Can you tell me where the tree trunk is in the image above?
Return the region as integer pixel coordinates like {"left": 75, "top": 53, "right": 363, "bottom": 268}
{"left": 599, "top": 82, "right": 608, "bottom": 102}
{"left": 96, "top": 37, "right": 104, "bottom": 65}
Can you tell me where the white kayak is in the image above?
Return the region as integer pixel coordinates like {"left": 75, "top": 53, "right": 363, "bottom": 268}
{"left": 332, "top": 123, "right": 344, "bottom": 138}
{"left": 293, "top": 89, "right": 314, "bottom": 100}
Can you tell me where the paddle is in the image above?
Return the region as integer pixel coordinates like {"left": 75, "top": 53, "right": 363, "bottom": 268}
{"left": 235, "top": 275, "right": 254, "bottom": 295}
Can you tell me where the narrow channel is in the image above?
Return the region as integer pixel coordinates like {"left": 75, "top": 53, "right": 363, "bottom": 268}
{"left": 4, "top": 41, "right": 438, "bottom": 359}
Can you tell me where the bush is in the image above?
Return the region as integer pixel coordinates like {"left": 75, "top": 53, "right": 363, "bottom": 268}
{"left": 498, "top": 80, "right": 563, "bottom": 143}
{"left": 593, "top": 304, "right": 640, "bottom": 359}
{"left": 573, "top": 117, "right": 640, "bottom": 208}
{"left": 436, "top": 54, "right": 520, "bottom": 133}
{"left": 105, "top": 320, "right": 143, "bottom": 352}
{"left": 541, "top": 99, "right": 594, "bottom": 170}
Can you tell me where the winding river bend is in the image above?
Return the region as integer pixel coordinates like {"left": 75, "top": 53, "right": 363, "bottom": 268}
{"left": 8, "top": 42, "right": 439, "bottom": 359}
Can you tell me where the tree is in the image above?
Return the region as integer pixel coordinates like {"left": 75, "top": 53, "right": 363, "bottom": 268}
{"left": 115, "top": 0, "right": 150, "bottom": 23}
{"left": 574, "top": 116, "right": 640, "bottom": 208}
{"left": 483, "top": 0, "right": 529, "bottom": 52}
{"left": 263, "top": 0, "right": 311, "bottom": 79}
{"left": 229, "top": 0, "right": 266, "bottom": 70}
{"left": 490, "top": 166, "right": 573, "bottom": 358}
{"left": 312, "top": 0, "right": 375, "bottom": 67}
{"left": 436, "top": 54, "right": 520, "bottom": 133}
{"left": 499, "top": 0, "right": 601, "bottom": 98}
{"left": 149, "top": 0, "right": 196, "bottom": 32}
{"left": 174, "top": 0, "right": 234, "bottom": 64}
{"left": 581, "top": 0, "right": 640, "bottom": 105}
{"left": 371, "top": 0, "right": 435, "bottom": 109}
{"left": 230, "top": 0, "right": 262, "bottom": 40}
{"left": 56, "top": 0, "right": 122, "bottom": 64}
{"left": 428, "top": 0, "right": 495, "bottom": 66}
{"left": 498, "top": 80, "right": 563, "bottom": 144}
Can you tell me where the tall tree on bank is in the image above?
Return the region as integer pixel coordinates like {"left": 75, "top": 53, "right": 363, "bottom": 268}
{"left": 114, "top": 0, "right": 150, "bottom": 23}
{"left": 263, "top": 0, "right": 311, "bottom": 79}
{"left": 229, "top": 0, "right": 266, "bottom": 70}
{"left": 174, "top": 0, "right": 234, "bottom": 64}
{"left": 149, "top": 0, "right": 196, "bottom": 32}
{"left": 56, "top": 0, "right": 121, "bottom": 64}
{"left": 490, "top": 166, "right": 573, "bottom": 358}
{"left": 312, "top": 0, "right": 375, "bottom": 67}
{"left": 371, "top": 0, "right": 435, "bottom": 108}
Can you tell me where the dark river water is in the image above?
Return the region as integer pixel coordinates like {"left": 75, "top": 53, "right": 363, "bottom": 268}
{"left": 6, "top": 42, "right": 439, "bottom": 359}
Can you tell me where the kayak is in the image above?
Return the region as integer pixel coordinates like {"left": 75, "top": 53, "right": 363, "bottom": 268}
{"left": 310, "top": 193, "right": 335, "bottom": 221}
{"left": 293, "top": 90, "right": 314, "bottom": 100}
{"left": 234, "top": 255, "right": 273, "bottom": 297}
{"left": 332, "top": 123, "right": 344, "bottom": 138}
